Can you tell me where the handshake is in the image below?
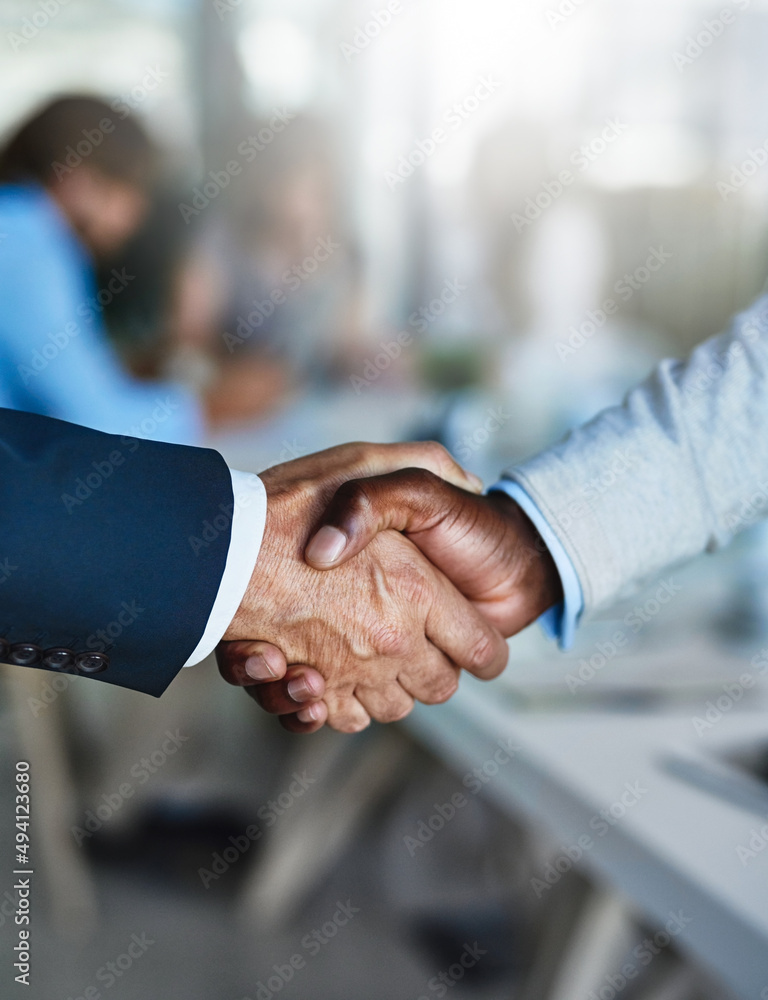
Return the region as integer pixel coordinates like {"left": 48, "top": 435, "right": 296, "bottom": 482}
{"left": 217, "top": 442, "right": 563, "bottom": 734}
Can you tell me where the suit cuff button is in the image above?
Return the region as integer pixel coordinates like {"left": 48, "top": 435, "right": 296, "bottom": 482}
{"left": 75, "top": 652, "right": 109, "bottom": 674}
{"left": 43, "top": 648, "right": 76, "bottom": 671}
{"left": 10, "top": 643, "right": 42, "bottom": 666}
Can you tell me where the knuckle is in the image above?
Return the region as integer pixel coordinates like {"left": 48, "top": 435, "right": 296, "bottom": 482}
{"left": 335, "top": 478, "right": 374, "bottom": 514}
{"left": 467, "top": 632, "right": 502, "bottom": 674}
{"left": 370, "top": 622, "right": 411, "bottom": 659}
{"left": 376, "top": 697, "right": 413, "bottom": 723}
{"left": 422, "top": 673, "right": 459, "bottom": 705}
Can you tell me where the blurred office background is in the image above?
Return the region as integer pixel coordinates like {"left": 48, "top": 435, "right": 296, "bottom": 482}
{"left": 1, "top": 0, "right": 768, "bottom": 997}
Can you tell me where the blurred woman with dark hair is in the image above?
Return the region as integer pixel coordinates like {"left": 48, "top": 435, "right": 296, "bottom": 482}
{"left": 0, "top": 95, "right": 204, "bottom": 442}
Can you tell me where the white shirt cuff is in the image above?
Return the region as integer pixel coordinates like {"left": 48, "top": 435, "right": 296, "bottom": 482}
{"left": 489, "top": 478, "right": 584, "bottom": 650}
{"left": 183, "top": 469, "right": 267, "bottom": 666}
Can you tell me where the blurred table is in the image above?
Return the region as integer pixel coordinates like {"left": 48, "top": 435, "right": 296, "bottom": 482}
{"left": 405, "top": 674, "right": 768, "bottom": 999}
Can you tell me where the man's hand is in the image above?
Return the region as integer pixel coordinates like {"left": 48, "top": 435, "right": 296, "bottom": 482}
{"left": 219, "top": 467, "right": 563, "bottom": 732}
{"left": 304, "top": 470, "right": 562, "bottom": 635}
{"left": 217, "top": 445, "right": 509, "bottom": 733}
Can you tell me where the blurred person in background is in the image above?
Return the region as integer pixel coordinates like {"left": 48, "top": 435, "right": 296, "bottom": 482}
{"left": 0, "top": 95, "right": 291, "bottom": 443}
{"left": 168, "top": 113, "right": 369, "bottom": 418}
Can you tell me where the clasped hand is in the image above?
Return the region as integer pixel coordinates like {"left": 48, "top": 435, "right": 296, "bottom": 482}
{"left": 217, "top": 443, "right": 561, "bottom": 733}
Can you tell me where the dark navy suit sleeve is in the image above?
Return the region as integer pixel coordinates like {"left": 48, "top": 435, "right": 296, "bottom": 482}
{"left": 0, "top": 408, "right": 233, "bottom": 696}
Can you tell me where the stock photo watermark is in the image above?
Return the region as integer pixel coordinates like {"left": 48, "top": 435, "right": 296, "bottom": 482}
{"left": 415, "top": 942, "right": 488, "bottom": 999}
{"left": 530, "top": 779, "right": 649, "bottom": 896}
{"left": 385, "top": 77, "right": 502, "bottom": 191}
{"left": 691, "top": 644, "right": 768, "bottom": 736}
{"left": 238, "top": 900, "right": 359, "bottom": 1000}
{"left": 565, "top": 578, "right": 682, "bottom": 693}
{"left": 403, "top": 736, "right": 521, "bottom": 857}
{"left": 50, "top": 72, "right": 169, "bottom": 179}
{"left": 188, "top": 473, "right": 263, "bottom": 556}
{"left": 6, "top": 0, "right": 71, "bottom": 51}
{"left": 546, "top": 0, "right": 591, "bottom": 31}
{"left": 63, "top": 932, "right": 155, "bottom": 1000}
{"left": 71, "top": 730, "right": 188, "bottom": 846}
{"left": 224, "top": 235, "right": 340, "bottom": 352}
{"left": 556, "top": 247, "right": 673, "bottom": 361}
{"left": 350, "top": 276, "right": 466, "bottom": 393}
{"left": 512, "top": 118, "right": 630, "bottom": 234}
{"left": 341, "top": 1, "right": 403, "bottom": 61}
{"left": 673, "top": 0, "right": 752, "bottom": 73}
{"left": 178, "top": 109, "right": 296, "bottom": 223}
{"left": 585, "top": 912, "right": 693, "bottom": 1000}
{"left": 454, "top": 407, "right": 511, "bottom": 462}
{"left": 550, "top": 446, "right": 639, "bottom": 531}
{"left": 198, "top": 771, "right": 316, "bottom": 887}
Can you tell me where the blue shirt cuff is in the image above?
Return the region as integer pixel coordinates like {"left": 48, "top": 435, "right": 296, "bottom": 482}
{"left": 489, "top": 479, "right": 584, "bottom": 650}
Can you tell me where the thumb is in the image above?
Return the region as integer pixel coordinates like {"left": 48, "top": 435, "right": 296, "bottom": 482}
{"left": 304, "top": 468, "right": 462, "bottom": 569}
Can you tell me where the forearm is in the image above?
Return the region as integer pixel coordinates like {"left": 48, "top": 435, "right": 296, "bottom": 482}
{"left": 505, "top": 295, "right": 768, "bottom": 614}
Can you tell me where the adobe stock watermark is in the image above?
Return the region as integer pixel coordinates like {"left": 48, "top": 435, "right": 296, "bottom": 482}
{"left": 19, "top": 268, "right": 134, "bottom": 385}
{"left": 546, "top": 0, "right": 591, "bottom": 31}
{"left": 110, "top": 65, "right": 170, "bottom": 120}
{"left": 691, "top": 644, "right": 768, "bottom": 736}
{"left": 188, "top": 472, "right": 263, "bottom": 556}
{"left": 224, "top": 236, "right": 340, "bottom": 352}
{"left": 239, "top": 900, "right": 359, "bottom": 1000}
{"left": 63, "top": 932, "right": 155, "bottom": 999}
{"left": 198, "top": 771, "right": 316, "bottom": 888}
{"left": 403, "top": 736, "right": 521, "bottom": 857}
{"left": 385, "top": 77, "right": 502, "bottom": 191}
{"left": 178, "top": 110, "right": 296, "bottom": 224}
{"left": 550, "top": 447, "right": 639, "bottom": 531}
{"left": 717, "top": 138, "right": 768, "bottom": 200}
{"left": 673, "top": 0, "right": 752, "bottom": 73}
{"left": 6, "top": 0, "right": 71, "bottom": 52}
{"left": 722, "top": 477, "right": 768, "bottom": 533}
{"left": 530, "top": 780, "right": 649, "bottom": 897}
{"left": 454, "top": 407, "right": 511, "bottom": 462}
{"left": 735, "top": 819, "right": 768, "bottom": 866}
{"left": 0, "top": 557, "right": 18, "bottom": 585}
{"left": 61, "top": 439, "right": 139, "bottom": 514}
{"left": 71, "top": 731, "right": 188, "bottom": 846}
{"left": 585, "top": 912, "right": 693, "bottom": 1000}
{"left": 565, "top": 578, "right": 682, "bottom": 694}
{"left": 350, "top": 276, "right": 466, "bottom": 393}
{"left": 556, "top": 247, "right": 673, "bottom": 361}
{"left": 681, "top": 326, "right": 761, "bottom": 411}
{"left": 50, "top": 72, "right": 169, "bottom": 180}
{"left": 212, "top": 0, "right": 244, "bottom": 21}
{"left": 341, "top": 1, "right": 403, "bottom": 62}
{"left": 512, "top": 118, "right": 630, "bottom": 234}
{"left": 415, "top": 942, "right": 488, "bottom": 1000}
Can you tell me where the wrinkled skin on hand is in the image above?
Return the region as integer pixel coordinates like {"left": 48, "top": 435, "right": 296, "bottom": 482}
{"left": 219, "top": 444, "right": 508, "bottom": 732}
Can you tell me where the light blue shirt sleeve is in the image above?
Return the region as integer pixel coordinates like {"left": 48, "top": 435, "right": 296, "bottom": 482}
{"left": 489, "top": 478, "right": 584, "bottom": 650}
{"left": 0, "top": 184, "right": 201, "bottom": 444}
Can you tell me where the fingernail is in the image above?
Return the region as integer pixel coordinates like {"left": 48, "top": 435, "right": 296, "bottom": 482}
{"left": 306, "top": 525, "right": 347, "bottom": 566}
{"left": 297, "top": 704, "right": 321, "bottom": 723}
{"left": 287, "top": 676, "right": 313, "bottom": 702}
{"left": 245, "top": 654, "right": 278, "bottom": 681}
{"left": 468, "top": 473, "right": 484, "bottom": 492}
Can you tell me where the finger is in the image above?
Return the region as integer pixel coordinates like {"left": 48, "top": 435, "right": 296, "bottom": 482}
{"left": 396, "top": 650, "right": 460, "bottom": 705}
{"left": 216, "top": 640, "right": 288, "bottom": 685}
{"left": 363, "top": 441, "right": 483, "bottom": 494}
{"left": 306, "top": 468, "right": 461, "bottom": 569}
{"left": 354, "top": 683, "right": 415, "bottom": 723}
{"left": 248, "top": 666, "right": 326, "bottom": 715}
{"left": 423, "top": 569, "right": 509, "bottom": 681}
{"left": 268, "top": 440, "right": 482, "bottom": 497}
{"left": 323, "top": 687, "right": 372, "bottom": 733}
{"left": 278, "top": 701, "right": 329, "bottom": 735}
